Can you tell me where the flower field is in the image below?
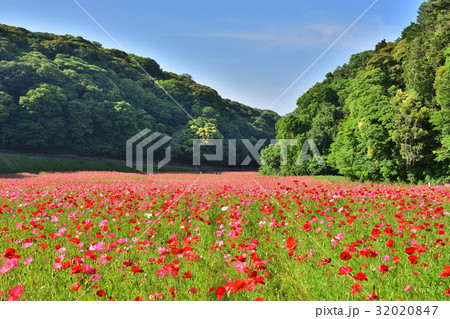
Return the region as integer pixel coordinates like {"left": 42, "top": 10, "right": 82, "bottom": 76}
{"left": 0, "top": 171, "right": 449, "bottom": 301}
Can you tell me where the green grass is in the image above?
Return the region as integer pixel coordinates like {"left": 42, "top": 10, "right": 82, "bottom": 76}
{"left": 0, "top": 155, "right": 191, "bottom": 175}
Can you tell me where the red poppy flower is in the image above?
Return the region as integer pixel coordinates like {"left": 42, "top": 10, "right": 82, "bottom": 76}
{"left": 286, "top": 236, "right": 296, "bottom": 251}
{"left": 354, "top": 272, "right": 368, "bottom": 281}
{"left": 167, "top": 238, "right": 179, "bottom": 248}
{"left": 170, "top": 287, "right": 175, "bottom": 298}
{"left": 254, "top": 276, "right": 266, "bottom": 285}
{"left": 444, "top": 288, "right": 450, "bottom": 296}
{"left": 62, "top": 261, "right": 71, "bottom": 270}
{"left": 367, "top": 291, "right": 379, "bottom": 301}
{"left": 386, "top": 239, "right": 394, "bottom": 248}
{"left": 188, "top": 287, "right": 197, "bottom": 294}
{"left": 340, "top": 251, "right": 352, "bottom": 261}
{"left": 338, "top": 266, "right": 353, "bottom": 275}
{"left": 230, "top": 279, "right": 247, "bottom": 294}
{"left": 371, "top": 229, "right": 381, "bottom": 237}
{"left": 303, "top": 223, "right": 311, "bottom": 232}
{"left": 351, "top": 283, "right": 362, "bottom": 295}
{"left": 3, "top": 248, "right": 16, "bottom": 259}
{"left": 71, "top": 265, "right": 83, "bottom": 274}
{"left": 317, "top": 258, "right": 331, "bottom": 265}
{"left": 182, "top": 271, "right": 192, "bottom": 279}
{"left": 71, "top": 282, "right": 81, "bottom": 292}
{"left": 254, "top": 297, "right": 264, "bottom": 301}
{"left": 393, "top": 255, "right": 399, "bottom": 265}
{"left": 405, "top": 247, "right": 416, "bottom": 255}
{"left": 440, "top": 265, "right": 450, "bottom": 277}
{"left": 131, "top": 265, "right": 144, "bottom": 275}
{"left": 378, "top": 265, "right": 389, "bottom": 273}
{"left": 408, "top": 255, "right": 418, "bottom": 265}
{"left": 216, "top": 286, "right": 226, "bottom": 299}
{"left": 123, "top": 259, "right": 132, "bottom": 268}
{"left": 96, "top": 290, "right": 105, "bottom": 298}
{"left": 7, "top": 285, "right": 24, "bottom": 301}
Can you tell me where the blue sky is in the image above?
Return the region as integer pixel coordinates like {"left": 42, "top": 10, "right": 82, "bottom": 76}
{"left": 1, "top": 0, "right": 424, "bottom": 115}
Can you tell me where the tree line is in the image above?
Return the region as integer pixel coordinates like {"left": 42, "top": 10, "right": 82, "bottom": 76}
{"left": 260, "top": 0, "right": 450, "bottom": 184}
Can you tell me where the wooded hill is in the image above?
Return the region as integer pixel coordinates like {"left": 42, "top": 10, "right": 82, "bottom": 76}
{"left": 261, "top": 0, "right": 450, "bottom": 183}
{"left": 0, "top": 24, "right": 279, "bottom": 165}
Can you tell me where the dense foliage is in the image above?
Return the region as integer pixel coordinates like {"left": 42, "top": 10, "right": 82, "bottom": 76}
{"left": 0, "top": 25, "right": 279, "bottom": 165}
{"left": 261, "top": 0, "right": 450, "bottom": 183}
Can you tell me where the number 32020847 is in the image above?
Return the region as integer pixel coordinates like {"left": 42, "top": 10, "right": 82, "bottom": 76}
{"left": 375, "top": 306, "right": 438, "bottom": 316}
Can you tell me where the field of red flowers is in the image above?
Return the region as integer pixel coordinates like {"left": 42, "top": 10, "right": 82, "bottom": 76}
{"left": 0, "top": 171, "right": 449, "bottom": 301}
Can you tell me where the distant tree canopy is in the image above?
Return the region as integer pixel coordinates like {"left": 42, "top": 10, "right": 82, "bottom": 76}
{"left": 260, "top": 0, "right": 450, "bottom": 183}
{"left": 0, "top": 24, "right": 279, "bottom": 165}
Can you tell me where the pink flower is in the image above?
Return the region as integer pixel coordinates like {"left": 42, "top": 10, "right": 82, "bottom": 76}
{"left": 382, "top": 255, "right": 390, "bottom": 261}
{"left": 156, "top": 268, "right": 168, "bottom": 277}
{"left": 91, "top": 242, "right": 104, "bottom": 252}
{"left": 82, "top": 265, "right": 97, "bottom": 274}
{"left": 23, "top": 257, "right": 33, "bottom": 265}
{"left": 99, "top": 258, "right": 108, "bottom": 265}
{"left": 338, "top": 266, "right": 353, "bottom": 275}
{"left": 404, "top": 286, "right": 411, "bottom": 292}
{"left": 7, "top": 285, "right": 24, "bottom": 301}
{"left": 0, "top": 258, "right": 19, "bottom": 273}
{"left": 233, "top": 262, "right": 247, "bottom": 273}
{"left": 53, "top": 262, "right": 62, "bottom": 270}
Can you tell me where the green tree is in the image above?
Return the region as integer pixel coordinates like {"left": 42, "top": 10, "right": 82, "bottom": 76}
{"left": 0, "top": 91, "right": 13, "bottom": 123}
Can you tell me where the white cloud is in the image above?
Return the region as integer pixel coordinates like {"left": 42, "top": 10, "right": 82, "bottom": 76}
{"left": 206, "top": 17, "right": 398, "bottom": 52}
{"left": 211, "top": 23, "right": 346, "bottom": 50}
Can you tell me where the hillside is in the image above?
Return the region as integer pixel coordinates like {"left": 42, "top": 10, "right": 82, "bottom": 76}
{"left": 0, "top": 24, "right": 279, "bottom": 165}
{"left": 261, "top": 0, "right": 450, "bottom": 183}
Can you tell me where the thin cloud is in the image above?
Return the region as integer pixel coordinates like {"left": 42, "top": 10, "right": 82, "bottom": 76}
{"left": 211, "top": 24, "right": 345, "bottom": 50}
{"left": 206, "top": 18, "right": 396, "bottom": 51}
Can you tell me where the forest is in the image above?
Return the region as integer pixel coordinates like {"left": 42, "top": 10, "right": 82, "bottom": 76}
{"left": 260, "top": 0, "right": 450, "bottom": 183}
{"left": 0, "top": 24, "right": 279, "bottom": 165}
